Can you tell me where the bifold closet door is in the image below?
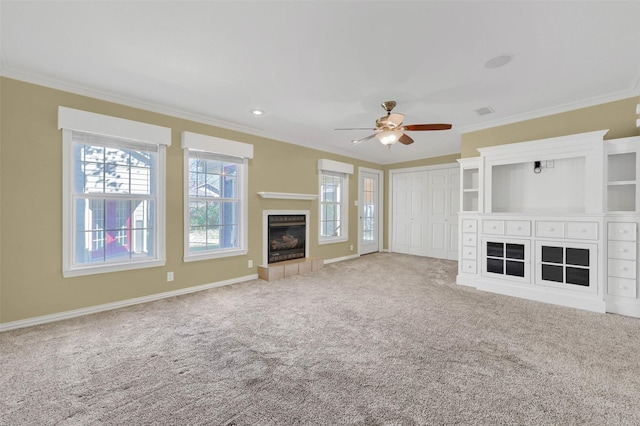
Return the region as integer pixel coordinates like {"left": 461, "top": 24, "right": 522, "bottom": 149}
{"left": 391, "top": 166, "right": 459, "bottom": 260}
{"left": 391, "top": 171, "right": 429, "bottom": 256}
{"left": 426, "top": 167, "right": 460, "bottom": 260}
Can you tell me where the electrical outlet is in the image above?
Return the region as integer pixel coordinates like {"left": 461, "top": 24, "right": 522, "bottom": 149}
{"left": 248, "top": 260, "right": 253, "bottom": 268}
{"left": 167, "top": 272, "right": 174, "bottom": 282}
{"left": 350, "top": 245, "right": 354, "bottom": 251}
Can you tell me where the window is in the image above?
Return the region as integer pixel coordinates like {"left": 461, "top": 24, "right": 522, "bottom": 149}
{"left": 318, "top": 159, "right": 353, "bottom": 244}
{"left": 182, "top": 132, "right": 253, "bottom": 261}
{"left": 59, "top": 107, "right": 170, "bottom": 277}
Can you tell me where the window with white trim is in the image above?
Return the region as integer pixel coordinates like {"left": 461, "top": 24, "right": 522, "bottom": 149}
{"left": 182, "top": 132, "right": 253, "bottom": 261}
{"left": 318, "top": 159, "right": 353, "bottom": 244}
{"left": 59, "top": 107, "right": 170, "bottom": 277}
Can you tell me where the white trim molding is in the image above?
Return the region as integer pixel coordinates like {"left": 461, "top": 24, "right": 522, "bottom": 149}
{"left": 0, "top": 274, "right": 258, "bottom": 333}
{"left": 58, "top": 106, "right": 171, "bottom": 145}
{"left": 257, "top": 192, "right": 317, "bottom": 200}
{"left": 181, "top": 131, "right": 253, "bottom": 159}
{"left": 317, "top": 158, "right": 354, "bottom": 175}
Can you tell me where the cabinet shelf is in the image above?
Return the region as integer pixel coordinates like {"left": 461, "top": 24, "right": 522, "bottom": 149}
{"left": 607, "top": 181, "right": 636, "bottom": 186}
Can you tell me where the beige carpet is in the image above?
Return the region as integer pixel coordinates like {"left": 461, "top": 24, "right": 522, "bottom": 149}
{"left": 1, "top": 253, "right": 640, "bottom": 425}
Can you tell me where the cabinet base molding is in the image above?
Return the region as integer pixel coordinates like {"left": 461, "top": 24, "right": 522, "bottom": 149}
{"left": 605, "top": 297, "right": 640, "bottom": 318}
{"left": 476, "top": 278, "right": 607, "bottom": 314}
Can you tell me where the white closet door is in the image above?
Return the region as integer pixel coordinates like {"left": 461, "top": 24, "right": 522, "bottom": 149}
{"left": 392, "top": 171, "right": 428, "bottom": 255}
{"left": 426, "top": 169, "right": 449, "bottom": 259}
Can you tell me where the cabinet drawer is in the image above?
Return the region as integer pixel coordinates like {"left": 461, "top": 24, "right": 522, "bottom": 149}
{"left": 483, "top": 220, "right": 504, "bottom": 235}
{"left": 461, "top": 259, "right": 477, "bottom": 274}
{"left": 536, "top": 221, "right": 564, "bottom": 238}
{"left": 608, "top": 259, "right": 637, "bottom": 279}
{"left": 608, "top": 241, "right": 637, "bottom": 261}
{"left": 462, "top": 219, "right": 477, "bottom": 233}
{"left": 608, "top": 222, "right": 637, "bottom": 242}
{"left": 462, "top": 232, "right": 477, "bottom": 246}
{"left": 566, "top": 222, "right": 598, "bottom": 240}
{"left": 506, "top": 220, "right": 531, "bottom": 236}
{"left": 608, "top": 277, "right": 637, "bottom": 298}
{"left": 462, "top": 246, "right": 477, "bottom": 260}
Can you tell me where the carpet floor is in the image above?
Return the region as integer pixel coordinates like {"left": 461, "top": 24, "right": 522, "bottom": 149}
{"left": 1, "top": 253, "right": 640, "bottom": 425}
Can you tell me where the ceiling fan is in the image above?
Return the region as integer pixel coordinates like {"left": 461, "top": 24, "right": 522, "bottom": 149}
{"left": 336, "top": 101, "right": 452, "bottom": 146}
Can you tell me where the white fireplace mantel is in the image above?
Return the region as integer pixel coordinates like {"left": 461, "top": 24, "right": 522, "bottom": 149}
{"left": 257, "top": 192, "right": 317, "bottom": 200}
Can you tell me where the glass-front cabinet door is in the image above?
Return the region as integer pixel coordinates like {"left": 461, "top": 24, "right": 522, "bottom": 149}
{"left": 482, "top": 238, "right": 531, "bottom": 283}
{"left": 535, "top": 241, "right": 598, "bottom": 293}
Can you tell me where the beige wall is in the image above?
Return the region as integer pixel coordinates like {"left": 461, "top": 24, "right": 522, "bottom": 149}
{"left": 461, "top": 96, "right": 640, "bottom": 158}
{"left": 4, "top": 76, "right": 636, "bottom": 325}
{"left": 0, "top": 77, "right": 386, "bottom": 324}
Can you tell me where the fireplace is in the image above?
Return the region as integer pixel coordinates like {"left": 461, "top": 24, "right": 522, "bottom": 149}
{"left": 264, "top": 211, "right": 309, "bottom": 264}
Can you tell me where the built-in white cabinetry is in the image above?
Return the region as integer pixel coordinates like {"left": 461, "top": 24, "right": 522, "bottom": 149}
{"left": 457, "top": 130, "right": 640, "bottom": 317}
{"left": 458, "top": 157, "right": 482, "bottom": 213}
{"left": 458, "top": 217, "right": 478, "bottom": 284}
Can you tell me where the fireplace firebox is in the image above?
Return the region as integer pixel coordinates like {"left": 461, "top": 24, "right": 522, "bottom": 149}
{"left": 268, "top": 214, "right": 306, "bottom": 263}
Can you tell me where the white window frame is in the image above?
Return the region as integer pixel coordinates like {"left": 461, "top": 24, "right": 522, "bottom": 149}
{"left": 318, "top": 159, "right": 353, "bottom": 244}
{"left": 182, "top": 132, "right": 253, "bottom": 262}
{"left": 58, "top": 107, "right": 171, "bottom": 277}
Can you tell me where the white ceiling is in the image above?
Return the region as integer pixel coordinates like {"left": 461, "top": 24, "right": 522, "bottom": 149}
{"left": 2, "top": 1, "right": 640, "bottom": 164}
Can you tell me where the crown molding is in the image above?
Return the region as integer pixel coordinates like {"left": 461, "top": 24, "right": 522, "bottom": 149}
{"left": 458, "top": 88, "right": 640, "bottom": 134}
{"left": 0, "top": 67, "right": 368, "bottom": 161}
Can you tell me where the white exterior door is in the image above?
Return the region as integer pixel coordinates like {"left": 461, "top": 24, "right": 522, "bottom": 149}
{"left": 359, "top": 168, "right": 382, "bottom": 255}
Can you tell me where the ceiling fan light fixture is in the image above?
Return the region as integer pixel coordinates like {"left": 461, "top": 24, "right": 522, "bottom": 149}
{"left": 376, "top": 130, "right": 403, "bottom": 146}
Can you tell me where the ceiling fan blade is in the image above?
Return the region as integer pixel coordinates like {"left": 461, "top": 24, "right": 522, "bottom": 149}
{"left": 387, "top": 113, "right": 404, "bottom": 127}
{"left": 398, "top": 134, "right": 414, "bottom": 145}
{"left": 403, "top": 123, "right": 452, "bottom": 131}
{"left": 335, "top": 127, "right": 376, "bottom": 130}
{"left": 350, "top": 133, "right": 377, "bottom": 145}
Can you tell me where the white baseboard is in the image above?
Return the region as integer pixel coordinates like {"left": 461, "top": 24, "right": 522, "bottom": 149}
{"left": 0, "top": 274, "right": 258, "bottom": 333}
{"left": 324, "top": 254, "right": 359, "bottom": 264}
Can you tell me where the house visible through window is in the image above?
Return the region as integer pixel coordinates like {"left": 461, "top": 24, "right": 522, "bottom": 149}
{"left": 59, "top": 106, "right": 170, "bottom": 277}
{"left": 72, "top": 133, "right": 157, "bottom": 265}
{"left": 318, "top": 159, "right": 353, "bottom": 244}
{"left": 182, "top": 131, "right": 253, "bottom": 261}
{"left": 320, "top": 172, "right": 344, "bottom": 238}
{"left": 187, "top": 153, "right": 240, "bottom": 254}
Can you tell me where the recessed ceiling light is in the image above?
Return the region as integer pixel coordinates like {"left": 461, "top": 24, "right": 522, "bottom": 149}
{"left": 250, "top": 109, "right": 265, "bottom": 116}
{"left": 484, "top": 54, "right": 514, "bottom": 69}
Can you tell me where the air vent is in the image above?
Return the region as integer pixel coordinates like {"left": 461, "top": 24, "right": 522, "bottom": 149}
{"left": 475, "top": 106, "right": 494, "bottom": 116}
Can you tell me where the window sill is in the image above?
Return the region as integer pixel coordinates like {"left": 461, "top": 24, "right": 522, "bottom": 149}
{"left": 184, "top": 248, "right": 248, "bottom": 263}
{"left": 318, "top": 237, "right": 348, "bottom": 245}
{"left": 63, "top": 259, "right": 166, "bottom": 278}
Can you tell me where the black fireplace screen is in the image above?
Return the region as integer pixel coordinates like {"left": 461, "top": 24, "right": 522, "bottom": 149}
{"left": 268, "top": 215, "right": 306, "bottom": 263}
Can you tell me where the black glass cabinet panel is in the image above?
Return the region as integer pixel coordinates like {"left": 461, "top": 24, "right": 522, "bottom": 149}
{"left": 566, "top": 267, "right": 589, "bottom": 286}
{"left": 566, "top": 248, "right": 589, "bottom": 267}
{"left": 542, "top": 246, "right": 563, "bottom": 264}
{"left": 506, "top": 260, "right": 525, "bottom": 277}
{"left": 487, "top": 258, "right": 504, "bottom": 274}
{"left": 487, "top": 242, "right": 504, "bottom": 258}
{"left": 506, "top": 244, "right": 525, "bottom": 260}
{"left": 542, "top": 264, "right": 564, "bottom": 283}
